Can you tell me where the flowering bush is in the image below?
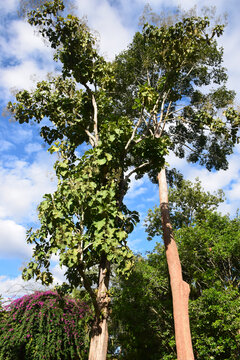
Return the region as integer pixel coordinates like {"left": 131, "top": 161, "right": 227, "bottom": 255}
{"left": 0, "top": 291, "right": 90, "bottom": 360}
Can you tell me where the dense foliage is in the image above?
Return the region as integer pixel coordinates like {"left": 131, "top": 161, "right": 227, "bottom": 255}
{"left": 0, "top": 291, "right": 90, "bottom": 360}
{"left": 8, "top": 0, "right": 240, "bottom": 292}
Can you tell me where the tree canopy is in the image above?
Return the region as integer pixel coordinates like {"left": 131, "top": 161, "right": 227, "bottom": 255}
{"left": 8, "top": 0, "right": 240, "bottom": 287}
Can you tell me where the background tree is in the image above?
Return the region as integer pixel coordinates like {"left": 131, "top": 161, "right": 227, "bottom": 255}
{"left": 145, "top": 176, "right": 225, "bottom": 237}
{"left": 110, "top": 179, "right": 240, "bottom": 359}
{"left": 7, "top": 0, "right": 240, "bottom": 358}
{"left": 109, "top": 255, "right": 173, "bottom": 360}
{"left": 111, "top": 11, "right": 240, "bottom": 358}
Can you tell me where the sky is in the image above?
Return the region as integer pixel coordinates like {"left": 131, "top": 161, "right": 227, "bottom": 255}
{"left": 0, "top": 0, "right": 240, "bottom": 299}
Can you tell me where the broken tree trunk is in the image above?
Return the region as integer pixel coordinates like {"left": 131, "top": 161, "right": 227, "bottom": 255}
{"left": 158, "top": 168, "right": 194, "bottom": 360}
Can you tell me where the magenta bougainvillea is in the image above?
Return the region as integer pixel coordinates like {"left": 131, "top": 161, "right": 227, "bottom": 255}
{"left": 0, "top": 291, "right": 90, "bottom": 360}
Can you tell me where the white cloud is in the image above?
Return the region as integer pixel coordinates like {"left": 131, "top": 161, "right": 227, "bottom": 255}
{"left": 0, "top": 0, "right": 18, "bottom": 13}
{"left": 0, "top": 140, "right": 14, "bottom": 152}
{"left": 186, "top": 152, "right": 240, "bottom": 194}
{"left": 0, "top": 151, "right": 56, "bottom": 223}
{"left": 51, "top": 263, "right": 68, "bottom": 285}
{"left": 0, "top": 60, "right": 53, "bottom": 98}
{"left": 7, "top": 127, "right": 33, "bottom": 144}
{"left": 125, "top": 173, "right": 148, "bottom": 200}
{"left": 127, "top": 237, "right": 143, "bottom": 252}
{"left": 0, "top": 18, "right": 55, "bottom": 100}
{"left": 74, "top": 0, "right": 133, "bottom": 59}
{"left": 165, "top": 144, "right": 240, "bottom": 216}
{"left": 25, "top": 142, "right": 43, "bottom": 153}
{"left": 0, "top": 275, "right": 48, "bottom": 300}
{"left": 0, "top": 219, "right": 32, "bottom": 258}
{"left": 227, "top": 181, "right": 240, "bottom": 201}
{"left": 0, "top": 263, "right": 67, "bottom": 300}
{"left": 0, "top": 20, "right": 50, "bottom": 60}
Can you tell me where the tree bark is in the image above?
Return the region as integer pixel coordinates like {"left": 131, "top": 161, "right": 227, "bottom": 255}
{"left": 88, "top": 256, "right": 110, "bottom": 360}
{"left": 158, "top": 168, "right": 194, "bottom": 360}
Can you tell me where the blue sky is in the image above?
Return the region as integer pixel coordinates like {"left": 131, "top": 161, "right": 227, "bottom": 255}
{"left": 1, "top": 0, "right": 240, "bottom": 298}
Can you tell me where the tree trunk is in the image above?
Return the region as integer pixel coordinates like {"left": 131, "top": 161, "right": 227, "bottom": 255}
{"left": 88, "top": 256, "right": 110, "bottom": 360}
{"left": 158, "top": 168, "right": 194, "bottom": 360}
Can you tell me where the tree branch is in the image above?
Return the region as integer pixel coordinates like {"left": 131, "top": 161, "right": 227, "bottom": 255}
{"left": 85, "top": 129, "right": 96, "bottom": 147}
{"left": 124, "top": 161, "right": 150, "bottom": 181}
{"left": 78, "top": 265, "right": 100, "bottom": 316}
{"left": 158, "top": 100, "right": 172, "bottom": 138}
{"left": 92, "top": 94, "right": 99, "bottom": 145}
{"left": 125, "top": 114, "right": 144, "bottom": 150}
{"left": 155, "top": 92, "right": 168, "bottom": 136}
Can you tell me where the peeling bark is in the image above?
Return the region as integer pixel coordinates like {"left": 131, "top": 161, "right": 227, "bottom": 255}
{"left": 158, "top": 168, "right": 194, "bottom": 360}
{"left": 88, "top": 256, "right": 110, "bottom": 360}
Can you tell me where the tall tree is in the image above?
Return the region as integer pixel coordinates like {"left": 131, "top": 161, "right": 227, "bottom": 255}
{"left": 158, "top": 168, "right": 194, "bottom": 359}
{"left": 112, "top": 12, "right": 240, "bottom": 358}
{"left": 7, "top": 0, "right": 240, "bottom": 358}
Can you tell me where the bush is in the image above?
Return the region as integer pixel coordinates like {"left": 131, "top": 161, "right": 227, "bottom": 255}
{"left": 0, "top": 290, "right": 90, "bottom": 360}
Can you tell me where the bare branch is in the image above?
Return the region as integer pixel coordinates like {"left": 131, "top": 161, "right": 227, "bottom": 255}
{"left": 158, "top": 100, "right": 172, "bottom": 137}
{"left": 85, "top": 129, "right": 96, "bottom": 147}
{"left": 182, "top": 64, "right": 195, "bottom": 81}
{"left": 78, "top": 265, "right": 99, "bottom": 315}
{"left": 155, "top": 92, "right": 168, "bottom": 136}
{"left": 167, "top": 106, "right": 186, "bottom": 118}
{"left": 125, "top": 114, "right": 144, "bottom": 150}
{"left": 92, "top": 94, "right": 99, "bottom": 145}
{"left": 147, "top": 70, "right": 151, "bottom": 86}
{"left": 125, "top": 161, "right": 150, "bottom": 181}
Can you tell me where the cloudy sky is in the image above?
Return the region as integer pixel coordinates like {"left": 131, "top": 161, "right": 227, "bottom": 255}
{"left": 1, "top": 0, "right": 240, "bottom": 298}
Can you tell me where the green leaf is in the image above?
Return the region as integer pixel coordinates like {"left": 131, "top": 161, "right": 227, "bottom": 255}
{"left": 96, "top": 158, "right": 106, "bottom": 165}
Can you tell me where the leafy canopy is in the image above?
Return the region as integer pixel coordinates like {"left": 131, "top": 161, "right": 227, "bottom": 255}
{"left": 7, "top": 0, "right": 240, "bottom": 297}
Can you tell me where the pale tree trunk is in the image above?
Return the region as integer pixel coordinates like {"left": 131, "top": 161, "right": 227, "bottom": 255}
{"left": 158, "top": 168, "right": 194, "bottom": 360}
{"left": 88, "top": 256, "right": 110, "bottom": 360}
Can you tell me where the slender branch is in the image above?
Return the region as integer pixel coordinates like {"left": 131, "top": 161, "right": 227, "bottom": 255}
{"left": 142, "top": 110, "right": 154, "bottom": 136}
{"left": 92, "top": 94, "right": 99, "bottom": 145}
{"left": 82, "top": 83, "right": 98, "bottom": 147}
{"left": 155, "top": 92, "right": 168, "bottom": 135}
{"left": 125, "top": 114, "right": 144, "bottom": 150}
{"left": 159, "top": 100, "right": 172, "bottom": 138}
{"left": 179, "top": 65, "right": 196, "bottom": 83}
{"left": 78, "top": 266, "right": 100, "bottom": 316}
{"left": 152, "top": 93, "right": 162, "bottom": 117}
{"left": 124, "top": 161, "right": 150, "bottom": 181}
{"left": 167, "top": 106, "right": 186, "bottom": 118}
{"left": 134, "top": 135, "right": 146, "bottom": 144}
{"left": 83, "top": 243, "right": 93, "bottom": 252}
{"left": 147, "top": 70, "right": 151, "bottom": 86}
{"left": 85, "top": 129, "right": 96, "bottom": 147}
